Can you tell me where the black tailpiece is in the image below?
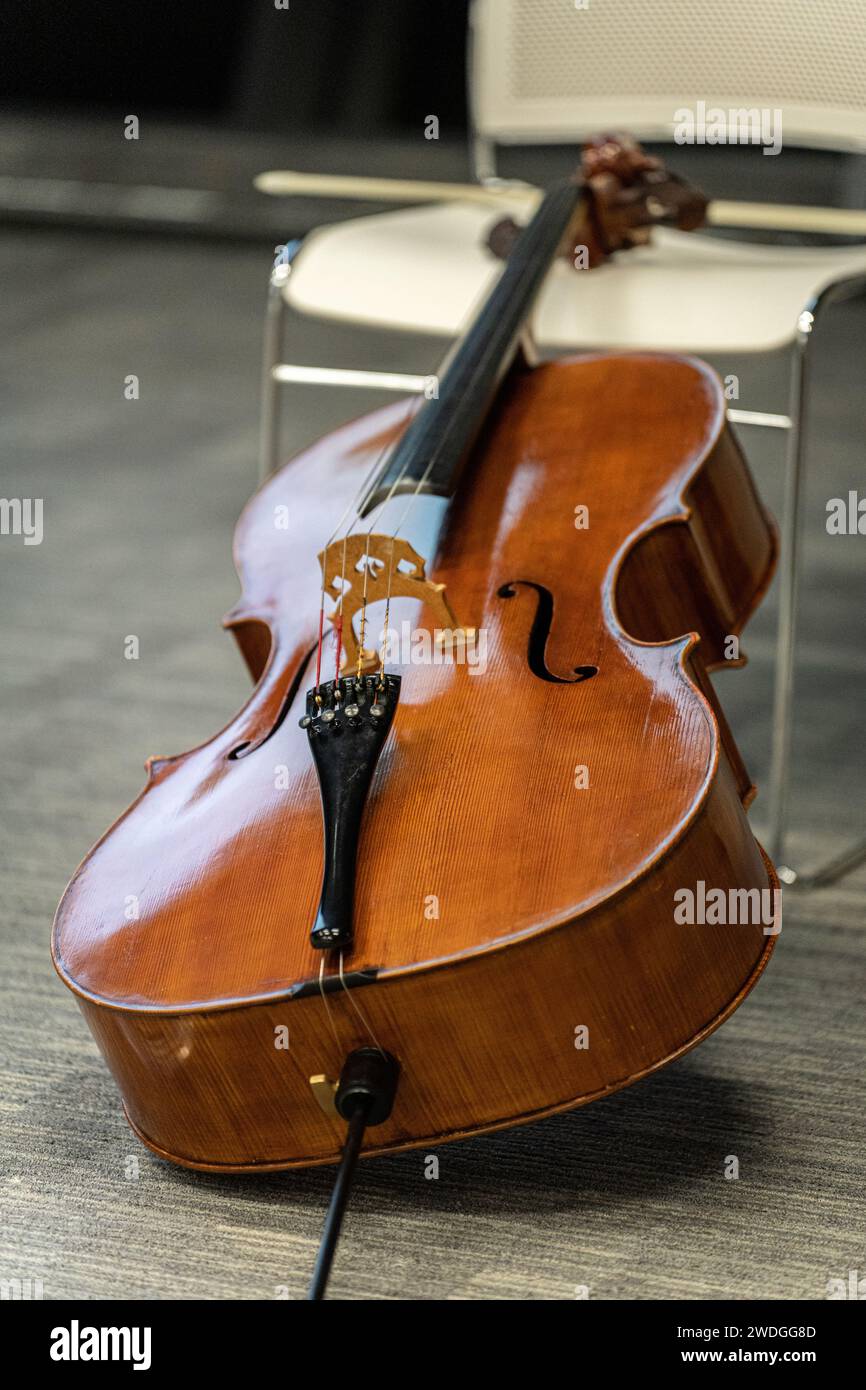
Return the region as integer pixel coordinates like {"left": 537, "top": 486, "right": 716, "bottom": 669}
{"left": 301, "top": 673, "right": 400, "bottom": 951}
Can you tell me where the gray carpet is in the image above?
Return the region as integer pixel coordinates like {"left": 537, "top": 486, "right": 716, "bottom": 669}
{"left": 1, "top": 224, "right": 863, "bottom": 1301}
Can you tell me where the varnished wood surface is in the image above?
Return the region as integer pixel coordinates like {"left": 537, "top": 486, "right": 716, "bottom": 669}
{"left": 53, "top": 352, "right": 778, "bottom": 1169}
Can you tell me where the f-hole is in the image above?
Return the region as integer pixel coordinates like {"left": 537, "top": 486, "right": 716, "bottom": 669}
{"left": 228, "top": 642, "right": 318, "bottom": 760}
{"left": 498, "top": 581, "right": 598, "bottom": 685}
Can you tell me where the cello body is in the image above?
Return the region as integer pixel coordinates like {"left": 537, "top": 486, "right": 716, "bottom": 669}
{"left": 52, "top": 350, "right": 779, "bottom": 1171}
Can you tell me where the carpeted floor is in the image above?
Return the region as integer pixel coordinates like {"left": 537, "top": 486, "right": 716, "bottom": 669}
{"left": 1, "top": 223, "right": 863, "bottom": 1300}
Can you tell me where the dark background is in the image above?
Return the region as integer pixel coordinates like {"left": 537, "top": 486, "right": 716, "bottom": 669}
{"left": 0, "top": 0, "right": 470, "bottom": 134}
{"left": 1, "top": 0, "right": 862, "bottom": 243}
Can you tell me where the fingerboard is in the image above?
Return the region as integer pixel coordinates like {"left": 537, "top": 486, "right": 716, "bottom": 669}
{"left": 360, "top": 180, "right": 583, "bottom": 516}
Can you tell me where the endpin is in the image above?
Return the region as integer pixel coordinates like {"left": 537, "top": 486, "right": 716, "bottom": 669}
{"left": 308, "top": 1048, "right": 401, "bottom": 1301}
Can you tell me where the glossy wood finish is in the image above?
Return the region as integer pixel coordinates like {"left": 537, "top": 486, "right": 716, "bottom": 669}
{"left": 53, "top": 352, "right": 779, "bottom": 1170}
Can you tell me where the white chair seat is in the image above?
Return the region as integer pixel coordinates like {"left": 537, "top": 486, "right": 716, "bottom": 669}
{"left": 285, "top": 200, "right": 866, "bottom": 354}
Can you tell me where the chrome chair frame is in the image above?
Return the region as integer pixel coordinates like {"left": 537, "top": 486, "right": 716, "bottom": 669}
{"left": 765, "top": 275, "right": 866, "bottom": 887}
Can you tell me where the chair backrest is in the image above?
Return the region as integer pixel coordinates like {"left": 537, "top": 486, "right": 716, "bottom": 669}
{"left": 470, "top": 0, "right": 866, "bottom": 174}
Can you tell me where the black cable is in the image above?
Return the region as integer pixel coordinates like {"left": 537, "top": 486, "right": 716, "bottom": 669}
{"left": 308, "top": 1100, "right": 370, "bottom": 1301}
{"left": 306, "top": 1047, "right": 400, "bottom": 1300}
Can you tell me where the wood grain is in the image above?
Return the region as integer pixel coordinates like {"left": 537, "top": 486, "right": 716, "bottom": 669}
{"left": 52, "top": 352, "right": 779, "bottom": 1169}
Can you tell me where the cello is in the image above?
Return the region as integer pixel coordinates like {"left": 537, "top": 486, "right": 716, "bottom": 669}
{"left": 52, "top": 138, "right": 779, "bottom": 1297}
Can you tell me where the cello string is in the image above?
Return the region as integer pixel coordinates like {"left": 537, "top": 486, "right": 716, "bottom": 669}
{"left": 370, "top": 243, "right": 528, "bottom": 590}
{"left": 316, "top": 394, "right": 422, "bottom": 690}
{"left": 329, "top": 394, "right": 423, "bottom": 686}
{"left": 329, "top": 334, "right": 458, "bottom": 581}
{"left": 355, "top": 544, "right": 371, "bottom": 682}
{"left": 338, "top": 952, "right": 386, "bottom": 1058}
{"left": 377, "top": 539, "right": 396, "bottom": 685}
{"left": 373, "top": 418, "right": 458, "bottom": 673}
{"left": 333, "top": 534, "right": 348, "bottom": 687}
{"left": 314, "top": 397, "right": 423, "bottom": 1008}
{"left": 314, "top": 369, "right": 451, "bottom": 996}
{"left": 369, "top": 274, "right": 506, "bottom": 586}
{"left": 314, "top": 427, "right": 408, "bottom": 698}
{"left": 318, "top": 956, "right": 343, "bottom": 1054}
{"left": 319, "top": 333, "right": 457, "bottom": 679}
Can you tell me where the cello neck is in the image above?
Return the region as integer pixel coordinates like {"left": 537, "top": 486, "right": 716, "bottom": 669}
{"left": 359, "top": 180, "right": 584, "bottom": 516}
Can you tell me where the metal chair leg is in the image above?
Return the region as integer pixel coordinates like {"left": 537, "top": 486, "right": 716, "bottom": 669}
{"left": 259, "top": 240, "right": 304, "bottom": 483}
{"left": 467, "top": 0, "right": 497, "bottom": 186}
{"left": 766, "top": 318, "right": 810, "bottom": 876}
{"left": 766, "top": 275, "right": 866, "bottom": 887}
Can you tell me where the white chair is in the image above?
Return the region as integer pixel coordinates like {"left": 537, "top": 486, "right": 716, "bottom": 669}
{"left": 260, "top": 0, "right": 866, "bottom": 886}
